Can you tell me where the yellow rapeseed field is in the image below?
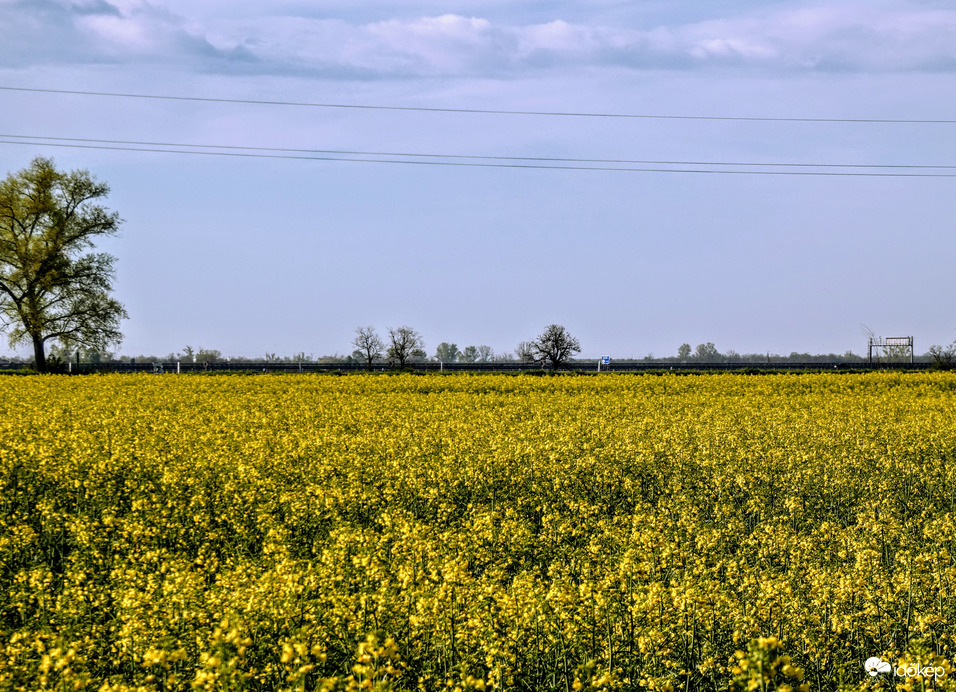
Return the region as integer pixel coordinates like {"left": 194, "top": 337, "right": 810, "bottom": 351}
{"left": 0, "top": 372, "right": 954, "bottom": 692}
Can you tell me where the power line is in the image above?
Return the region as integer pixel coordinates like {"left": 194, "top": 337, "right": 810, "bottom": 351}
{"left": 3, "top": 136, "right": 956, "bottom": 176}
{"left": 2, "top": 85, "right": 954, "bottom": 124}
{"left": 2, "top": 133, "right": 954, "bottom": 170}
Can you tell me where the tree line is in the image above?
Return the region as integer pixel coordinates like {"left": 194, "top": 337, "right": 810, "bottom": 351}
{"left": 0, "top": 157, "right": 584, "bottom": 373}
{"left": 2, "top": 157, "right": 955, "bottom": 372}
{"left": 350, "top": 323, "right": 581, "bottom": 370}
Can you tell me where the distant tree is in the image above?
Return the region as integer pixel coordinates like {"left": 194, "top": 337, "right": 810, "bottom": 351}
{"left": 182, "top": 345, "right": 196, "bottom": 362}
{"left": 435, "top": 342, "right": 460, "bottom": 363}
{"left": 694, "top": 342, "right": 720, "bottom": 362}
{"left": 477, "top": 345, "right": 494, "bottom": 362}
{"left": 316, "top": 353, "right": 349, "bottom": 364}
{"left": 120, "top": 353, "right": 161, "bottom": 364}
{"left": 387, "top": 326, "right": 426, "bottom": 368}
{"left": 196, "top": 348, "right": 222, "bottom": 364}
{"left": 515, "top": 341, "right": 536, "bottom": 363}
{"left": 882, "top": 343, "right": 912, "bottom": 362}
{"left": 929, "top": 341, "right": 956, "bottom": 369}
{"left": 529, "top": 324, "right": 581, "bottom": 369}
{"left": 46, "top": 342, "right": 74, "bottom": 371}
{"left": 49, "top": 343, "right": 106, "bottom": 366}
{"left": 352, "top": 326, "right": 385, "bottom": 370}
{"left": 0, "top": 157, "right": 127, "bottom": 372}
{"left": 677, "top": 343, "right": 692, "bottom": 360}
{"left": 460, "top": 345, "right": 479, "bottom": 363}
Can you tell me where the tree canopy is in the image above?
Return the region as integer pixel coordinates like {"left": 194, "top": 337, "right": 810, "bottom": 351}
{"left": 529, "top": 324, "right": 581, "bottom": 369}
{"left": 434, "top": 342, "right": 460, "bottom": 363}
{"left": 352, "top": 326, "right": 385, "bottom": 370}
{"left": 387, "top": 326, "right": 426, "bottom": 368}
{"left": 0, "top": 157, "right": 126, "bottom": 372}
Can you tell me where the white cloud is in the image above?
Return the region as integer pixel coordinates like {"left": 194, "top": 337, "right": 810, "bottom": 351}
{"left": 189, "top": 4, "right": 956, "bottom": 75}
{"left": 79, "top": 12, "right": 153, "bottom": 51}
{"left": 516, "top": 20, "right": 602, "bottom": 59}
{"left": 4, "top": 1, "right": 956, "bottom": 75}
{"left": 368, "top": 13, "right": 493, "bottom": 42}
{"left": 360, "top": 15, "right": 500, "bottom": 73}
{"left": 677, "top": 6, "right": 956, "bottom": 70}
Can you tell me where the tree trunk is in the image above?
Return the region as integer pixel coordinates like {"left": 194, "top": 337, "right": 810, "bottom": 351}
{"left": 32, "top": 334, "right": 47, "bottom": 373}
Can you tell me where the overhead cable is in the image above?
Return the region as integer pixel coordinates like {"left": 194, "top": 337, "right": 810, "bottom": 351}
{"left": 1, "top": 133, "right": 954, "bottom": 170}
{"left": 2, "top": 135, "right": 956, "bottom": 176}
{"left": 1, "top": 86, "right": 953, "bottom": 124}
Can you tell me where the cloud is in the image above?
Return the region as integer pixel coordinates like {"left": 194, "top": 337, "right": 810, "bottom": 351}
{"left": 4, "top": 1, "right": 956, "bottom": 76}
{"left": 0, "top": 0, "right": 250, "bottom": 69}
{"left": 670, "top": 5, "right": 956, "bottom": 71}
{"left": 67, "top": 0, "right": 122, "bottom": 16}
{"left": 178, "top": 4, "right": 956, "bottom": 76}
{"left": 354, "top": 15, "right": 503, "bottom": 74}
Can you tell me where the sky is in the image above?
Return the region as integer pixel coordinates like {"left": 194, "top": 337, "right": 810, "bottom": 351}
{"left": 1, "top": 0, "right": 955, "bottom": 360}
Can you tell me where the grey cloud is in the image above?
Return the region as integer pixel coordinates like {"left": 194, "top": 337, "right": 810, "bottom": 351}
{"left": 69, "top": 0, "right": 122, "bottom": 16}
{"left": 0, "top": 0, "right": 263, "bottom": 70}
{"left": 217, "top": 6, "right": 956, "bottom": 77}
{"left": 5, "top": 2, "right": 956, "bottom": 77}
{"left": 0, "top": 0, "right": 102, "bottom": 67}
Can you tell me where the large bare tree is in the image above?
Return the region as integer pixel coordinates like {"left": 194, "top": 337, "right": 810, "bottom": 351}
{"left": 529, "top": 324, "right": 581, "bottom": 369}
{"left": 387, "top": 326, "right": 425, "bottom": 368}
{"left": 352, "top": 326, "right": 385, "bottom": 370}
{"left": 0, "top": 157, "right": 126, "bottom": 372}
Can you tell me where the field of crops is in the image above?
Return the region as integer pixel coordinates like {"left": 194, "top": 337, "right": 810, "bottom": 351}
{"left": 1, "top": 372, "right": 954, "bottom": 691}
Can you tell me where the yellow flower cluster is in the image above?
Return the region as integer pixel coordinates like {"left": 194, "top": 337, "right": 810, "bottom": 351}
{"left": 0, "top": 372, "right": 954, "bottom": 691}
